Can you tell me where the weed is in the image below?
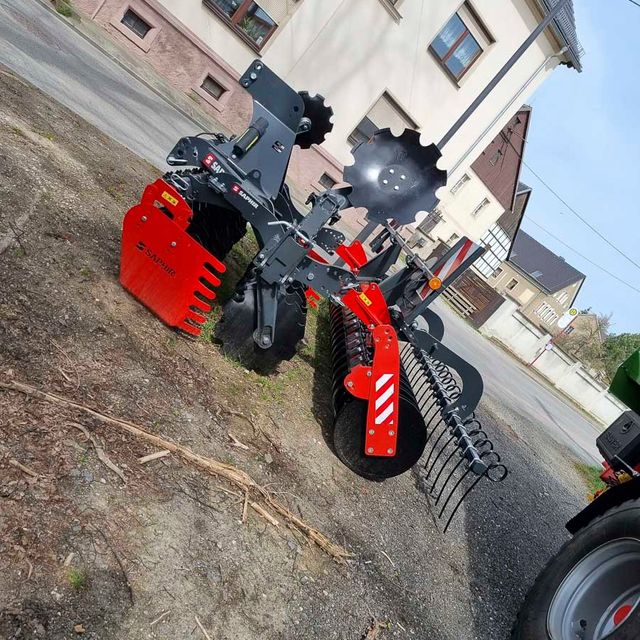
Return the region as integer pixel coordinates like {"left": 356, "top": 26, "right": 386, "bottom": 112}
{"left": 54, "top": 0, "right": 74, "bottom": 17}
{"left": 67, "top": 567, "right": 87, "bottom": 590}
{"left": 574, "top": 462, "right": 606, "bottom": 495}
{"left": 79, "top": 266, "right": 93, "bottom": 278}
{"left": 11, "top": 126, "right": 26, "bottom": 139}
{"left": 37, "top": 130, "right": 57, "bottom": 142}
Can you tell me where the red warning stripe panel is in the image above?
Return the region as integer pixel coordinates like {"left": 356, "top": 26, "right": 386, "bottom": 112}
{"left": 433, "top": 238, "right": 474, "bottom": 281}
{"left": 417, "top": 238, "right": 474, "bottom": 301}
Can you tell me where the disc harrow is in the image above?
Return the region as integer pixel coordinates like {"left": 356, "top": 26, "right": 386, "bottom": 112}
{"left": 118, "top": 59, "right": 508, "bottom": 526}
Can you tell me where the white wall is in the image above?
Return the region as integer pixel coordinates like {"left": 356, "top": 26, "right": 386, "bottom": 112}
{"left": 156, "top": 0, "right": 565, "bottom": 178}
{"left": 480, "top": 300, "right": 627, "bottom": 426}
{"left": 428, "top": 167, "right": 504, "bottom": 243}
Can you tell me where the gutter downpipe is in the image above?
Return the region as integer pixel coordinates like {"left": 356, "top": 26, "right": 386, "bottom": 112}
{"left": 449, "top": 46, "right": 568, "bottom": 178}
{"left": 438, "top": 0, "right": 571, "bottom": 149}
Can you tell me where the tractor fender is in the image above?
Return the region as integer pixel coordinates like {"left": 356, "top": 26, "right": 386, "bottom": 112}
{"left": 566, "top": 475, "right": 640, "bottom": 534}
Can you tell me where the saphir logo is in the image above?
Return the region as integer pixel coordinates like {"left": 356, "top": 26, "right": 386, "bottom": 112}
{"left": 135, "top": 239, "right": 176, "bottom": 277}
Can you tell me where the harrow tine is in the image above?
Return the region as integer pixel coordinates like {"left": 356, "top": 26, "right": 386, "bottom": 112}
{"left": 442, "top": 468, "right": 488, "bottom": 534}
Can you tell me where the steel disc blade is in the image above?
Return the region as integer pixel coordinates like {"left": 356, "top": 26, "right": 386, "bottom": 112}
{"left": 296, "top": 91, "right": 334, "bottom": 149}
{"left": 344, "top": 128, "right": 447, "bottom": 225}
{"left": 332, "top": 397, "right": 427, "bottom": 481}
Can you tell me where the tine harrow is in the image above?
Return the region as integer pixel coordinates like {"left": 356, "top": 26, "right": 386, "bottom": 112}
{"left": 402, "top": 344, "right": 508, "bottom": 531}
{"left": 118, "top": 58, "right": 508, "bottom": 527}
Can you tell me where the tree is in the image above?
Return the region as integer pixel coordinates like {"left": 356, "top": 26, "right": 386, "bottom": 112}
{"left": 603, "top": 333, "right": 640, "bottom": 381}
{"left": 555, "top": 313, "right": 611, "bottom": 380}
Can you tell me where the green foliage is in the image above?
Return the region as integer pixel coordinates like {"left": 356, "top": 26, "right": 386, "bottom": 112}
{"left": 54, "top": 0, "right": 74, "bottom": 17}
{"left": 603, "top": 333, "right": 640, "bottom": 382}
{"left": 67, "top": 567, "right": 87, "bottom": 589}
{"left": 573, "top": 463, "right": 606, "bottom": 495}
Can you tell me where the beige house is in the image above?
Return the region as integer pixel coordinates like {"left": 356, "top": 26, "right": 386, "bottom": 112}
{"left": 73, "top": 0, "right": 582, "bottom": 217}
{"left": 488, "top": 230, "right": 585, "bottom": 334}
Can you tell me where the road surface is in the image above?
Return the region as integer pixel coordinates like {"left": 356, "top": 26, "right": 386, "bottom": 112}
{"left": 0, "top": 0, "right": 196, "bottom": 167}
{"left": 435, "top": 302, "right": 602, "bottom": 461}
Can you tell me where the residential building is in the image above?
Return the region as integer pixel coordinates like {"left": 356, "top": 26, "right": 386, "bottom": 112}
{"left": 413, "top": 105, "right": 532, "bottom": 250}
{"left": 488, "top": 229, "right": 585, "bottom": 332}
{"left": 73, "top": 0, "right": 582, "bottom": 213}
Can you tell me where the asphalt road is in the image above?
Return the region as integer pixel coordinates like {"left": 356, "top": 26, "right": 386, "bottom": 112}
{"left": 0, "top": 0, "right": 195, "bottom": 167}
{"left": 435, "top": 302, "right": 602, "bottom": 462}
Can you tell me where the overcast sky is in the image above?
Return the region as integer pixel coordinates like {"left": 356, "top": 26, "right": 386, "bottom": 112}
{"left": 518, "top": 0, "right": 640, "bottom": 334}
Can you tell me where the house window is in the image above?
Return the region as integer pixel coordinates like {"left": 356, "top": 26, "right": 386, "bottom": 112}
{"left": 349, "top": 92, "right": 417, "bottom": 148}
{"left": 506, "top": 278, "right": 518, "bottom": 291}
{"left": 471, "top": 197, "right": 490, "bottom": 217}
{"left": 201, "top": 75, "right": 226, "bottom": 101}
{"left": 418, "top": 208, "right": 443, "bottom": 235}
{"left": 121, "top": 9, "right": 151, "bottom": 38}
{"left": 492, "top": 267, "right": 503, "bottom": 278}
{"left": 448, "top": 233, "right": 460, "bottom": 245}
{"left": 565, "top": 325, "right": 575, "bottom": 335}
{"left": 554, "top": 290, "right": 569, "bottom": 305}
{"left": 450, "top": 173, "right": 470, "bottom": 195}
{"left": 430, "top": 3, "right": 493, "bottom": 81}
{"left": 203, "top": 0, "right": 278, "bottom": 50}
{"left": 489, "top": 149, "right": 503, "bottom": 166}
{"left": 318, "top": 173, "right": 337, "bottom": 190}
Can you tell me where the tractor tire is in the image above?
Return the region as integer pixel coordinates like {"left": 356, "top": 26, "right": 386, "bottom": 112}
{"left": 512, "top": 498, "right": 640, "bottom": 640}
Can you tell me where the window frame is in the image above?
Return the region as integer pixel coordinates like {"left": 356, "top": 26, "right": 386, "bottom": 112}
{"left": 121, "top": 8, "right": 151, "bottom": 38}
{"left": 471, "top": 197, "right": 490, "bottom": 217}
{"left": 111, "top": 3, "right": 161, "bottom": 52}
{"left": 348, "top": 91, "right": 418, "bottom": 149}
{"left": 506, "top": 278, "right": 518, "bottom": 291}
{"left": 202, "top": 0, "right": 278, "bottom": 53}
{"left": 194, "top": 71, "right": 234, "bottom": 112}
{"left": 450, "top": 173, "right": 470, "bottom": 195}
{"left": 429, "top": 3, "right": 493, "bottom": 84}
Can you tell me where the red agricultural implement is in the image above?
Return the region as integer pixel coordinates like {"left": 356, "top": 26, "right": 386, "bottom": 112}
{"left": 119, "top": 60, "right": 506, "bottom": 524}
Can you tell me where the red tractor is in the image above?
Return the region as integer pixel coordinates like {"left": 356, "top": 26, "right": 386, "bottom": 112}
{"left": 513, "top": 350, "right": 640, "bottom": 640}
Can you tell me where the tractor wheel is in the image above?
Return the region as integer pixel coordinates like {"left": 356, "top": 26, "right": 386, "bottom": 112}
{"left": 512, "top": 498, "right": 640, "bottom": 640}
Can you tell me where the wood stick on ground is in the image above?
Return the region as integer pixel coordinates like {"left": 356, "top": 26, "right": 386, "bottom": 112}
{"left": 68, "top": 421, "right": 126, "bottom": 484}
{"left": 9, "top": 458, "right": 38, "bottom": 478}
{"left": 228, "top": 433, "right": 250, "bottom": 451}
{"left": 138, "top": 450, "right": 171, "bottom": 464}
{"left": 250, "top": 501, "right": 279, "bottom": 527}
{"left": 150, "top": 610, "right": 171, "bottom": 627}
{"left": 242, "top": 490, "right": 249, "bottom": 524}
{"left": 1, "top": 379, "right": 352, "bottom": 564}
{"left": 195, "top": 615, "right": 212, "bottom": 640}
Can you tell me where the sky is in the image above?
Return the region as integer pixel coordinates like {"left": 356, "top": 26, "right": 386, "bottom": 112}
{"left": 518, "top": 0, "right": 640, "bottom": 334}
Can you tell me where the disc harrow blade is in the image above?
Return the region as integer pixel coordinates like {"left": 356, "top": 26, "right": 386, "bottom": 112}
{"left": 344, "top": 128, "right": 447, "bottom": 225}
{"left": 120, "top": 189, "right": 225, "bottom": 337}
{"left": 296, "top": 91, "right": 334, "bottom": 149}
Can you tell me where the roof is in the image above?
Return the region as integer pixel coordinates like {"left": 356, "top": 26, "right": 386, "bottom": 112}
{"left": 471, "top": 106, "right": 532, "bottom": 212}
{"left": 508, "top": 230, "right": 585, "bottom": 293}
{"left": 538, "top": 0, "right": 584, "bottom": 72}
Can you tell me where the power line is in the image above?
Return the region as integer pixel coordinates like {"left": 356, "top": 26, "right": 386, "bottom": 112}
{"left": 521, "top": 159, "right": 640, "bottom": 274}
{"left": 525, "top": 218, "right": 640, "bottom": 295}
{"left": 501, "top": 127, "right": 640, "bottom": 275}
{"left": 626, "top": 0, "right": 640, "bottom": 8}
